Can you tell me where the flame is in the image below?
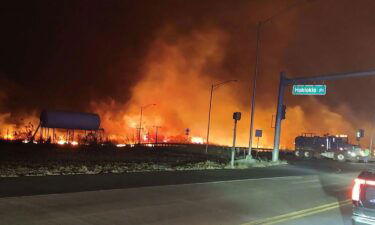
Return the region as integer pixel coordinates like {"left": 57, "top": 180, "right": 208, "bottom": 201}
{"left": 90, "top": 28, "right": 232, "bottom": 145}
{"left": 3, "top": 133, "right": 14, "bottom": 140}
{"left": 191, "top": 136, "right": 204, "bottom": 144}
{"left": 57, "top": 140, "right": 66, "bottom": 145}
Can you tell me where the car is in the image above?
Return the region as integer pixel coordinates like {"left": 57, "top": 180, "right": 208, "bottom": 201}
{"left": 352, "top": 170, "right": 375, "bottom": 224}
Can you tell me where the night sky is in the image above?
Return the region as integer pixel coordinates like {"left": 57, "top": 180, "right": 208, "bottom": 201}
{"left": 0, "top": 0, "right": 257, "bottom": 114}
{"left": 2, "top": 0, "right": 375, "bottom": 146}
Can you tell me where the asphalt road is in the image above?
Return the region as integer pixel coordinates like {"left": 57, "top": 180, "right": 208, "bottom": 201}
{"left": 0, "top": 159, "right": 373, "bottom": 225}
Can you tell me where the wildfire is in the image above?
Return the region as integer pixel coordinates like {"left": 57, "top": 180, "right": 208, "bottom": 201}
{"left": 3, "top": 133, "right": 14, "bottom": 140}
{"left": 1, "top": 127, "right": 15, "bottom": 140}
{"left": 191, "top": 136, "right": 204, "bottom": 144}
{"left": 57, "top": 140, "right": 66, "bottom": 145}
{"left": 0, "top": 26, "right": 368, "bottom": 149}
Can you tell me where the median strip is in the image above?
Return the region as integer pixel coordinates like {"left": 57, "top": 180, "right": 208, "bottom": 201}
{"left": 243, "top": 199, "right": 351, "bottom": 225}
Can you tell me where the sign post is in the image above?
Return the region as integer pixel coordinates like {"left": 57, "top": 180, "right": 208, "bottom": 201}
{"left": 255, "top": 129, "right": 262, "bottom": 148}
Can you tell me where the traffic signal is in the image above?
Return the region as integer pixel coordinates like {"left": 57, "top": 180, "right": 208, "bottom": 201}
{"left": 356, "top": 129, "right": 364, "bottom": 139}
{"left": 233, "top": 112, "right": 242, "bottom": 121}
{"left": 281, "top": 105, "right": 286, "bottom": 120}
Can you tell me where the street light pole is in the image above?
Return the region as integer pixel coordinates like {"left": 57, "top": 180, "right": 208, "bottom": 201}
{"left": 205, "top": 80, "right": 237, "bottom": 153}
{"left": 247, "top": 0, "right": 311, "bottom": 159}
{"left": 205, "top": 84, "right": 214, "bottom": 153}
{"left": 138, "top": 108, "right": 143, "bottom": 145}
{"left": 138, "top": 104, "right": 156, "bottom": 145}
{"left": 248, "top": 21, "right": 261, "bottom": 158}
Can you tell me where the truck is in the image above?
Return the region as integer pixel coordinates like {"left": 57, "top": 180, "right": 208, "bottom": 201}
{"left": 294, "top": 133, "right": 365, "bottom": 162}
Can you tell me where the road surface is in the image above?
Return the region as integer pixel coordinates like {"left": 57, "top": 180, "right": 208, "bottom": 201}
{"left": 0, "top": 159, "right": 372, "bottom": 225}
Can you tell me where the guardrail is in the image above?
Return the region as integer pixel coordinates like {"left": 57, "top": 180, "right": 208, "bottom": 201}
{"left": 137, "top": 143, "right": 292, "bottom": 153}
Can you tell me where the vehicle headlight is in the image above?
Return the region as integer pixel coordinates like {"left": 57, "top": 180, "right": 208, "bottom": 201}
{"left": 350, "top": 152, "right": 356, "bottom": 157}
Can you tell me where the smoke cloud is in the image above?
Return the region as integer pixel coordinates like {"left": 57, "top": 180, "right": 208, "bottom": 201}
{"left": 1, "top": 0, "right": 375, "bottom": 147}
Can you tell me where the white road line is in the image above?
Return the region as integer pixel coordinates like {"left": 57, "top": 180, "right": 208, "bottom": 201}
{"left": 167, "top": 175, "right": 304, "bottom": 186}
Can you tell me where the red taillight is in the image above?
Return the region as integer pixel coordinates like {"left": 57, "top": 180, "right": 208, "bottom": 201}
{"left": 352, "top": 178, "right": 366, "bottom": 201}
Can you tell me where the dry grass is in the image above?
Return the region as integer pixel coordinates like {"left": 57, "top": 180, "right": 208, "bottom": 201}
{"left": 0, "top": 143, "right": 287, "bottom": 177}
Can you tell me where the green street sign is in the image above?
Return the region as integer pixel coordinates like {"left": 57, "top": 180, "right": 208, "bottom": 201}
{"left": 292, "top": 85, "right": 326, "bottom": 95}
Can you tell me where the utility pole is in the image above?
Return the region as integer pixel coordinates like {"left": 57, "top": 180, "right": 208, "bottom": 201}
{"left": 273, "top": 69, "right": 375, "bottom": 162}
{"left": 138, "top": 104, "right": 156, "bottom": 145}
{"left": 154, "top": 126, "right": 161, "bottom": 144}
{"left": 138, "top": 108, "right": 143, "bottom": 145}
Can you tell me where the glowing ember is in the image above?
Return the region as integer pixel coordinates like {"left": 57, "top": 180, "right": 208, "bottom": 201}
{"left": 191, "top": 136, "right": 204, "bottom": 144}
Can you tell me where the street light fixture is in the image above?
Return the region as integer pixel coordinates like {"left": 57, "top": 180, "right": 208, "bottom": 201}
{"left": 138, "top": 103, "right": 156, "bottom": 145}
{"left": 205, "top": 79, "right": 237, "bottom": 153}
{"left": 247, "top": 0, "right": 311, "bottom": 159}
